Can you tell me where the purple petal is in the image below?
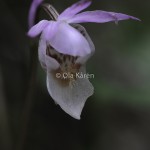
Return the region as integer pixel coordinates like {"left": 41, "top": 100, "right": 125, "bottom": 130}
{"left": 71, "top": 24, "right": 94, "bottom": 64}
{"left": 27, "top": 20, "right": 49, "bottom": 37}
{"left": 43, "top": 21, "right": 92, "bottom": 57}
{"left": 28, "top": 0, "right": 43, "bottom": 29}
{"left": 68, "top": 10, "right": 140, "bottom": 24}
{"left": 46, "top": 65, "right": 94, "bottom": 119}
{"left": 42, "top": 21, "right": 59, "bottom": 41}
{"left": 72, "top": 24, "right": 95, "bottom": 53}
{"left": 58, "top": 0, "right": 91, "bottom": 21}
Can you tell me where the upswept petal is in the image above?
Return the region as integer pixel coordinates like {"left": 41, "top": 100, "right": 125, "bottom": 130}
{"left": 28, "top": 0, "right": 44, "bottom": 28}
{"left": 58, "top": 0, "right": 91, "bottom": 21}
{"left": 28, "top": 20, "right": 49, "bottom": 37}
{"left": 67, "top": 10, "right": 140, "bottom": 24}
{"left": 45, "top": 21, "right": 91, "bottom": 57}
{"left": 46, "top": 65, "right": 94, "bottom": 119}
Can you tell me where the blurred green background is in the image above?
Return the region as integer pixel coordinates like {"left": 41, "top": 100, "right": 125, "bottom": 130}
{"left": 0, "top": 0, "right": 150, "bottom": 150}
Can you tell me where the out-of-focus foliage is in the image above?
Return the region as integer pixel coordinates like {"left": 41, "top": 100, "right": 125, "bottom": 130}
{"left": 1, "top": 0, "right": 150, "bottom": 150}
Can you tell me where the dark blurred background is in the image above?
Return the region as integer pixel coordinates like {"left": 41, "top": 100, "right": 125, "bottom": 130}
{"left": 0, "top": 0, "right": 150, "bottom": 150}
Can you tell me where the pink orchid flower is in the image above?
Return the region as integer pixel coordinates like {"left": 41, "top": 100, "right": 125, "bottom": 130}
{"left": 28, "top": 0, "right": 140, "bottom": 119}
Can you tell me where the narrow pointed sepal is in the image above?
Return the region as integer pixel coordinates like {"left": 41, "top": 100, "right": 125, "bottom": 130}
{"left": 67, "top": 10, "right": 140, "bottom": 24}
{"left": 28, "top": 20, "right": 49, "bottom": 37}
{"left": 58, "top": 0, "right": 92, "bottom": 20}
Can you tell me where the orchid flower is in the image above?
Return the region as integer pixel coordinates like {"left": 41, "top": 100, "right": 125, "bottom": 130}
{"left": 28, "top": 0, "right": 140, "bottom": 119}
{"left": 28, "top": 0, "right": 44, "bottom": 28}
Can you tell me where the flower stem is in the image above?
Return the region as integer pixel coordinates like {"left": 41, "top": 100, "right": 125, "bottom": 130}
{"left": 41, "top": 3, "right": 59, "bottom": 20}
